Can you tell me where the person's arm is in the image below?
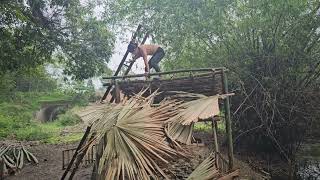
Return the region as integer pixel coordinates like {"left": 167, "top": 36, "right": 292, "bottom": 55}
{"left": 140, "top": 48, "right": 150, "bottom": 73}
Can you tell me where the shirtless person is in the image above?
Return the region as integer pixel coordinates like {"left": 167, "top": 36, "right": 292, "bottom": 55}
{"left": 127, "top": 42, "right": 165, "bottom": 74}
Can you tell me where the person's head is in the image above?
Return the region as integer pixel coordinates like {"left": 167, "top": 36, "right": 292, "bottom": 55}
{"left": 127, "top": 41, "right": 138, "bottom": 53}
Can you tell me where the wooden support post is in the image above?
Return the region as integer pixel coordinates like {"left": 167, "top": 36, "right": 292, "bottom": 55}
{"left": 222, "top": 69, "right": 234, "bottom": 170}
{"left": 114, "top": 81, "right": 121, "bottom": 103}
{"left": 61, "top": 125, "right": 92, "bottom": 180}
{"left": 212, "top": 117, "right": 219, "bottom": 168}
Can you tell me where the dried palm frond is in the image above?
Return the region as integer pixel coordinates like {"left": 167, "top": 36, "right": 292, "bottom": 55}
{"left": 167, "top": 95, "right": 221, "bottom": 126}
{"left": 76, "top": 103, "right": 116, "bottom": 125}
{"left": 186, "top": 153, "right": 220, "bottom": 180}
{"left": 164, "top": 94, "right": 222, "bottom": 145}
{"left": 76, "top": 90, "right": 232, "bottom": 179}
{"left": 162, "top": 91, "right": 207, "bottom": 102}
{"left": 78, "top": 90, "right": 185, "bottom": 180}
{"left": 165, "top": 122, "right": 193, "bottom": 145}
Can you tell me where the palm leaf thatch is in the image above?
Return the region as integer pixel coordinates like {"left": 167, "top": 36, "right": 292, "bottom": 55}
{"left": 186, "top": 153, "right": 220, "bottom": 180}
{"left": 167, "top": 95, "right": 221, "bottom": 126}
{"left": 78, "top": 90, "right": 186, "bottom": 180}
{"left": 165, "top": 94, "right": 223, "bottom": 144}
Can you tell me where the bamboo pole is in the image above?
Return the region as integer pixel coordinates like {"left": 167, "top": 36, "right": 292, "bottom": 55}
{"left": 68, "top": 135, "right": 94, "bottom": 180}
{"left": 212, "top": 119, "right": 219, "bottom": 153}
{"left": 91, "top": 137, "right": 104, "bottom": 180}
{"left": 114, "top": 81, "right": 121, "bottom": 103}
{"left": 222, "top": 69, "right": 234, "bottom": 170}
{"left": 102, "top": 68, "right": 225, "bottom": 80}
{"left": 61, "top": 125, "right": 92, "bottom": 180}
{"left": 212, "top": 117, "right": 219, "bottom": 168}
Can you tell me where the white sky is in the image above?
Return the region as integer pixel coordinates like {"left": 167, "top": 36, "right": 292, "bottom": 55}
{"left": 90, "top": 0, "right": 148, "bottom": 74}
{"left": 108, "top": 32, "right": 149, "bottom": 74}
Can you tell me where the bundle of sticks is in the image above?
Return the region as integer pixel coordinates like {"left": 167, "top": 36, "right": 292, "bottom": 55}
{"left": 0, "top": 144, "right": 38, "bottom": 177}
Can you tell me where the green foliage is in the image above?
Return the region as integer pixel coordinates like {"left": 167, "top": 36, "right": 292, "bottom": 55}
{"left": 56, "top": 111, "right": 81, "bottom": 126}
{"left": 194, "top": 122, "right": 225, "bottom": 133}
{"left": 0, "top": 91, "right": 82, "bottom": 142}
{"left": 104, "top": 0, "right": 320, "bottom": 175}
{"left": 15, "top": 125, "right": 53, "bottom": 141}
{"left": 0, "top": 0, "right": 115, "bottom": 80}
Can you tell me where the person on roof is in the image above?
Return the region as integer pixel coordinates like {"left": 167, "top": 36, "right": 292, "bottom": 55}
{"left": 127, "top": 41, "right": 165, "bottom": 75}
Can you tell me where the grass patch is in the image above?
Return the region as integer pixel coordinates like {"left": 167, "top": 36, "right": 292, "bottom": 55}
{"left": 194, "top": 121, "right": 226, "bottom": 133}
{"left": 56, "top": 111, "right": 81, "bottom": 126}
{"left": 43, "top": 133, "right": 84, "bottom": 144}
{"left": 0, "top": 92, "right": 82, "bottom": 143}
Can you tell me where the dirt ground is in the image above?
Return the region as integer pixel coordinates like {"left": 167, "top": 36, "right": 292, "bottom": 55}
{"left": 3, "top": 142, "right": 92, "bottom": 180}
{"left": 1, "top": 131, "right": 264, "bottom": 180}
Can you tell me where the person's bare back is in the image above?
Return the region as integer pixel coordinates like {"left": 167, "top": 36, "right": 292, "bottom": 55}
{"left": 127, "top": 42, "right": 165, "bottom": 74}
{"left": 139, "top": 44, "right": 160, "bottom": 55}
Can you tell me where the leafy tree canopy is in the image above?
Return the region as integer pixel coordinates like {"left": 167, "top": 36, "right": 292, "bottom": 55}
{"left": 0, "top": 0, "right": 115, "bottom": 80}
{"left": 104, "top": 0, "right": 320, "bottom": 73}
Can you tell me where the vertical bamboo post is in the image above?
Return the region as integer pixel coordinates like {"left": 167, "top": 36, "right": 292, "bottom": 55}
{"left": 61, "top": 125, "right": 92, "bottom": 180}
{"left": 212, "top": 117, "right": 219, "bottom": 168}
{"left": 222, "top": 69, "right": 234, "bottom": 170}
{"left": 114, "top": 80, "right": 121, "bottom": 103}
{"left": 69, "top": 135, "right": 94, "bottom": 180}
{"left": 211, "top": 117, "right": 219, "bottom": 153}
{"left": 91, "top": 137, "right": 104, "bottom": 180}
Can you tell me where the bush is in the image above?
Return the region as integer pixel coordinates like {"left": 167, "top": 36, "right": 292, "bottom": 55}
{"left": 15, "top": 126, "right": 52, "bottom": 141}
{"left": 56, "top": 112, "right": 81, "bottom": 126}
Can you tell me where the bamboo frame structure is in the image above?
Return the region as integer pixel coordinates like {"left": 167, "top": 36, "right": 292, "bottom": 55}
{"left": 102, "top": 67, "right": 235, "bottom": 170}
{"left": 63, "top": 67, "right": 235, "bottom": 180}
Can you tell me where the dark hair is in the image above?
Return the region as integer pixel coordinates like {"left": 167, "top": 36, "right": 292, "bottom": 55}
{"left": 127, "top": 42, "right": 138, "bottom": 53}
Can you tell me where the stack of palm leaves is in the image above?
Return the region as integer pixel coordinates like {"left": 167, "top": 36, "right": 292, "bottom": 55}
{"left": 77, "top": 90, "right": 228, "bottom": 179}
{"left": 78, "top": 90, "right": 185, "bottom": 179}
{"left": 0, "top": 144, "right": 38, "bottom": 176}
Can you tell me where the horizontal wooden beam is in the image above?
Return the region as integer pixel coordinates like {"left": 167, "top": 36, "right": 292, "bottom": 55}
{"left": 102, "top": 67, "right": 226, "bottom": 80}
